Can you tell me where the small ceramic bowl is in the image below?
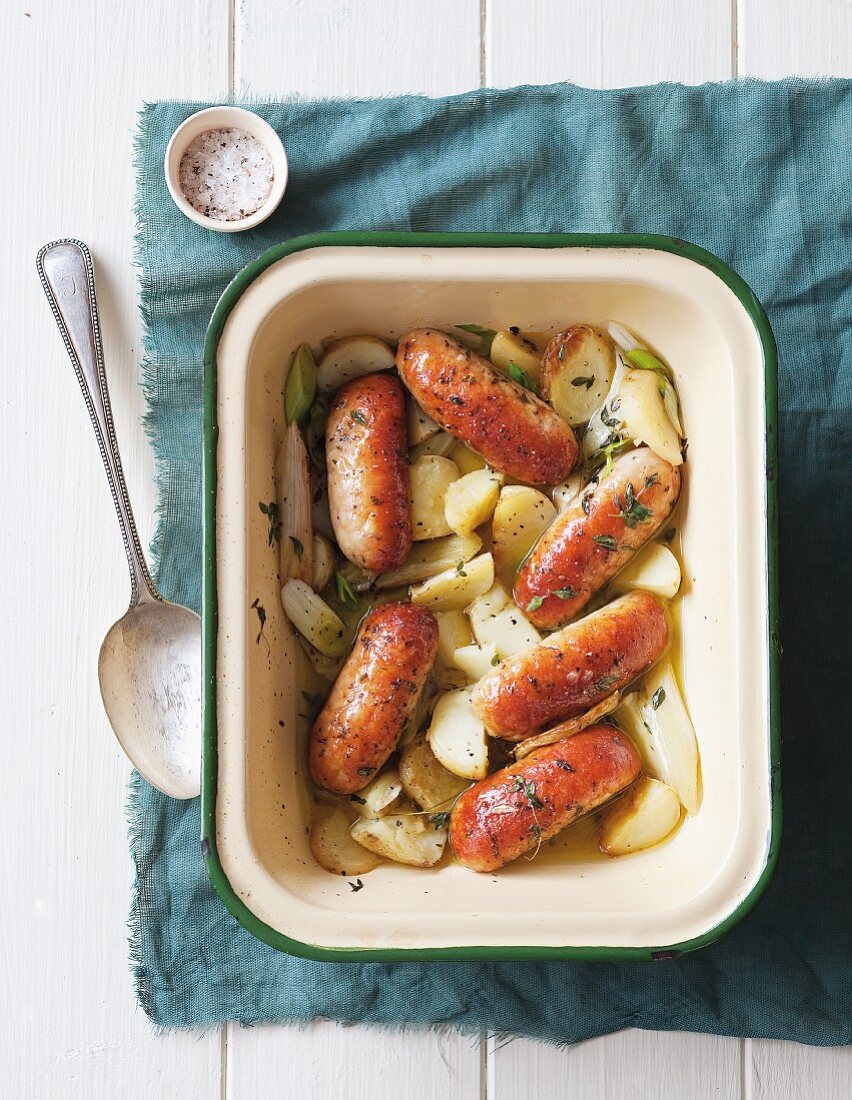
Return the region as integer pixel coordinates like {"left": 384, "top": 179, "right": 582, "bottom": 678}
{"left": 164, "top": 106, "right": 288, "bottom": 233}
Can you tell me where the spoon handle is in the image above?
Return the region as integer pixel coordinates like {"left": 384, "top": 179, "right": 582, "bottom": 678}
{"left": 37, "top": 239, "right": 159, "bottom": 607}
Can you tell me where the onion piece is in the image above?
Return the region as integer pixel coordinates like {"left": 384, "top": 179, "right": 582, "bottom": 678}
{"left": 275, "top": 422, "right": 313, "bottom": 584}
{"left": 513, "top": 692, "right": 622, "bottom": 759}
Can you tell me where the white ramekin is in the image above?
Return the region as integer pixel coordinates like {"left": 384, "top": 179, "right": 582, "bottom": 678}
{"left": 164, "top": 106, "right": 288, "bottom": 233}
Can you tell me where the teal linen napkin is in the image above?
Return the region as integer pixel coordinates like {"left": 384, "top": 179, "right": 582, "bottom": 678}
{"left": 131, "top": 81, "right": 852, "bottom": 1043}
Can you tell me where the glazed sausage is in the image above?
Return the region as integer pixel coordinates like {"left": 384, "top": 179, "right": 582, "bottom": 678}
{"left": 449, "top": 726, "right": 641, "bottom": 871}
{"left": 310, "top": 602, "right": 438, "bottom": 795}
{"left": 395, "top": 329, "right": 578, "bottom": 485}
{"left": 515, "top": 447, "right": 681, "bottom": 629}
{"left": 326, "top": 372, "right": 411, "bottom": 571}
{"left": 471, "top": 590, "right": 668, "bottom": 740}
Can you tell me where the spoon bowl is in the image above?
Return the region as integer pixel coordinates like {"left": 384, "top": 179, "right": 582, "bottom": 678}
{"left": 38, "top": 239, "right": 201, "bottom": 798}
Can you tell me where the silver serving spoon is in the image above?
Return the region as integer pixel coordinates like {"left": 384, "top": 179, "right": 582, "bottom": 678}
{"left": 37, "top": 240, "right": 201, "bottom": 799}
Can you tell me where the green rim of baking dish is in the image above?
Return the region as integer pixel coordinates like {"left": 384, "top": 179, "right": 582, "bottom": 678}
{"left": 202, "top": 231, "right": 781, "bottom": 963}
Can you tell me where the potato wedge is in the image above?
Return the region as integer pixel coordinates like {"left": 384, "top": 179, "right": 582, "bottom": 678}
{"left": 615, "top": 662, "right": 700, "bottom": 813}
{"left": 311, "top": 533, "right": 336, "bottom": 592}
{"left": 281, "top": 579, "right": 347, "bottom": 658}
{"left": 466, "top": 582, "right": 511, "bottom": 640}
{"left": 444, "top": 469, "right": 504, "bottom": 537}
{"left": 449, "top": 441, "right": 487, "bottom": 475}
{"left": 407, "top": 397, "right": 441, "bottom": 446}
{"left": 375, "top": 531, "right": 481, "bottom": 589}
{"left": 310, "top": 808, "right": 382, "bottom": 876}
{"left": 491, "top": 485, "right": 557, "bottom": 583}
{"left": 351, "top": 769, "right": 403, "bottom": 818}
{"left": 471, "top": 604, "right": 540, "bottom": 659}
{"left": 426, "top": 689, "right": 490, "bottom": 779}
{"left": 489, "top": 329, "right": 543, "bottom": 383}
{"left": 399, "top": 732, "right": 469, "bottom": 812}
{"left": 410, "top": 455, "right": 459, "bottom": 541}
{"left": 600, "top": 776, "right": 681, "bottom": 856}
{"left": 410, "top": 552, "right": 495, "bottom": 611}
{"left": 350, "top": 802, "right": 447, "bottom": 867}
{"left": 453, "top": 642, "right": 499, "bottom": 681}
{"left": 540, "top": 326, "right": 615, "bottom": 425}
{"left": 616, "top": 368, "right": 683, "bottom": 465}
{"left": 316, "top": 335, "right": 395, "bottom": 394}
{"left": 612, "top": 541, "right": 681, "bottom": 599}
{"left": 435, "top": 609, "right": 474, "bottom": 667}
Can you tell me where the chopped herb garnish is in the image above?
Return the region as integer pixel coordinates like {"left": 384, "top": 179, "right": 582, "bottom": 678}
{"left": 644, "top": 473, "right": 659, "bottom": 489}
{"left": 614, "top": 482, "right": 653, "bottom": 529}
{"left": 491, "top": 654, "right": 501, "bottom": 666}
{"left": 456, "top": 561, "right": 468, "bottom": 577}
{"left": 593, "top": 534, "right": 619, "bottom": 552}
{"left": 357, "top": 766, "right": 376, "bottom": 778}
{"left": 557, "top": 344, "right": 566, "bottom": 361}
{"left": 508, "top": 361, "right": 537, "bottom": 393}
{"left": 455, "top": 324, "right": 498, "bottom": 356}
{"left": 258, "top": 500, "right": 281, "bottom": 545}
{"left": 335, "top": 571, "right": 358, "bottom": 605}
{"left": 448, "top": 395, "right": 464, "bottom": 405}
{"left": 595, "top": 674, "right": 618, "bottom": 693}
{"left": 349, "top": 793, "right": 367, "bottom": 805}
{"left": 512, "top": 775, "right": 544, "bottom": 810}
{"left": 428, "top": 811, "right": 451, "bottom": 830}
{"left": 663, "top": 527, "right": 676, "bottom": 542}
{"left": 350, "top": 409, "right": 367, "bottom": 426}
{"left": 652, "top": 686, "right": 666, "bottom": 709}
{"left": 554, "top": 587, "right": 576, "bottom": 600}
{"left": 349, "top": 879, "right": 365, "bottom": 893}
{"left": 571, "top": 375, "right": 595, "bottom": 389}
{"left": 289, "top": 535, "right": 304, "bottom": 558}
{"left": 581, "top": 493, "right": 593, "bottom": 515}
{"left": 526, "top": 596, "right": 545, "bottom": 612}
{"left": 600, "top": 403, "right": 623, "bottom": 429}
{"left": 250, "top": 597, "right": 267, "bottom": 645}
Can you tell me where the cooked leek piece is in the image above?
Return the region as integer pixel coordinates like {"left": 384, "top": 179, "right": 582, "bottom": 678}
{"left": 599, "top": 776, "right": 681, "bottom": 856}
{"left": 615, "top": 661, "right": 700, "bottom": 813}
{"left": 275, "top": 423, "right": 313, "bottom": 584}
{"left": 281, "top": 579, "right": 347, "bottom": 658}
{"left": 311, "top": 533, "right": 336, "bottom": 592}
{"left": 283, "top": 343, "right": 317, "bottom": 425}
{"left": 375, "top": 532, "right": 482, "bottom": 590}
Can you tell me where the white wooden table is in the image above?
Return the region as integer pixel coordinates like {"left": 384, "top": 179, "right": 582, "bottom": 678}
{"left": 3, "top": 1, "right": 850, "bottom": 1096}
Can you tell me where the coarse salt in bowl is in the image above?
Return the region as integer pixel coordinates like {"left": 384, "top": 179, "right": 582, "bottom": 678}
{"left": 164, "top": 106, "right": 288, "bottom": 233}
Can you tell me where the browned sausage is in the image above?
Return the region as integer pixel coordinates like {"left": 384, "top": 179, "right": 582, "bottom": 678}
{"left": 514, "top": 447, "right": 681, "bottom": 629}
{"left": 449, "top": 726, "right": 641, "bottom": 871}
{"left": 395, "top": 329, "right": 578, "bottom": 485}
{"left": 310, "top": 602, "right": 439, "bottom": 795}
{"left": 471, "top": 590, "right": 668, "bottom": 740}
{"left": 326, "top": 372, "right": 411, "bottom": 571}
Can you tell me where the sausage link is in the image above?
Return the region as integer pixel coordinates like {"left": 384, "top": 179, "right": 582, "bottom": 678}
{"left": 449, "top": 726, "right": 641, "bottom": 871}
{"left": 514, "top": 447, "right": 680, "bottom": 628}
{"left": 310, "top": 602, "right": 439, "bottom": 795}
{"left": 326, "top": 372, "right": 411, "bottom": 571}
{"left": 395, "top": 329, "right": 578, "bottom": 485}
{"left": 471, "top": 590, "right": 668, "bottom": 740}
